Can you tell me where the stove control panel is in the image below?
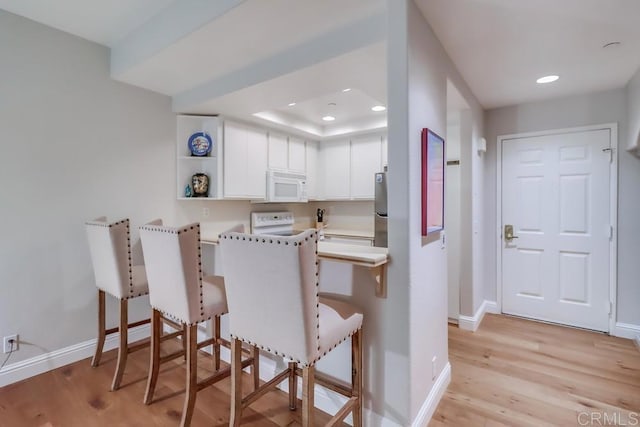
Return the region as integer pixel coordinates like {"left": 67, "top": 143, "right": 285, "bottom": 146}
{"left": 251, "top": 211, "right": 294, "bottom": 228}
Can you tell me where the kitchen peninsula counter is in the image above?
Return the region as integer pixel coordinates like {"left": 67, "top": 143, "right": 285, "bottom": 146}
{"left": 200, "top": 232, "right": 388, "bottom": 298}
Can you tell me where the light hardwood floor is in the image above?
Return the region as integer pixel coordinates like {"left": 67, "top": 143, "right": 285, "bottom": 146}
{"left": 1, "top": 315, "right": 638, "bottom": 426}
{"left": 0, "top": 340, "right": 341, "bottom": 427}
{"left": 431, "top": 314, "right": 640, "bottom": 427}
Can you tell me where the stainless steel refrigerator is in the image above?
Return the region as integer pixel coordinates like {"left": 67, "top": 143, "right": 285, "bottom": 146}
{"left": 374, "top": 170, "right": 388, "bottom": 247}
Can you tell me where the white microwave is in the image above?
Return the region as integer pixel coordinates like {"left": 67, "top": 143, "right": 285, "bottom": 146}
{"left": 266, "top": 169, "right": 308, "bottom": 203}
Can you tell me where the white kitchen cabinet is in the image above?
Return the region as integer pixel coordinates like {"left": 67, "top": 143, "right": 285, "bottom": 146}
{"left": 288, "top": 137, "right": 306, "bottom": 173}
{"left": 223, "top": 121, "right": 267, "bottom": 199}
{"left": 350, "top": 135, "right": 383, "bottom": 199}
{"left": 268, "top": 132, "right": 306, "bottom": 174}
{"left": 306, "top": 140, "right": 319, "bottom": 200}
{"left": 246, "top": 126, "right": 268, "bottom": 198}
{"left": 267, "top": 132, "right": 288, "bottom": 170}
{"left": 176, "top": 115, "right": 223, "bottom": 200}
{"left": 321, "top": 139, "right": 351, "bottom": 200}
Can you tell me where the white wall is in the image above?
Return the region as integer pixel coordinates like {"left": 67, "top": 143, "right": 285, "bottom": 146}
{"left": 389, "top": 0, "right": 485, "bottom": 422}
{"left": 484, "top": 87, "right": 640, "bottom": 326}
{"left": 622, "top": 70, "right": 640, "bottom": 326}
{"left": 446, "top": 123, "right": 461, "bottom": 320}
{"left": 0, "top": 11, "right": 176, "bottom": 364}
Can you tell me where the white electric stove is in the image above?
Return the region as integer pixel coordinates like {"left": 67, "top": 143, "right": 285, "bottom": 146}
{"left": 250, "top": 211, "right": 306, "bottom": 236}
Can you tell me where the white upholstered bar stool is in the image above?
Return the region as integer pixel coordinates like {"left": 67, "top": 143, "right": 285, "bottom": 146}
{"left": 219, "top": 229, "right": 364, "bottom": 427}
{"left": 85, "top": 217, "right": 158, "bottom": 391}
{"left": 139, "top": 222, "right": 257, "bottom": 427}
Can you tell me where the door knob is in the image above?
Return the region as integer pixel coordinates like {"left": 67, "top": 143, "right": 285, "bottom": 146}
{"left": 504, "top": 224, "right": 519, "bottom": 241}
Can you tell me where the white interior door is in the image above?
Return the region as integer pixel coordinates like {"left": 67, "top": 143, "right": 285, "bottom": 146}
{"left": 501, "top": 128, "right": 612, "bottom": 332}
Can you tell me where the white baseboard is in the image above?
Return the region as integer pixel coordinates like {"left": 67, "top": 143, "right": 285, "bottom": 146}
{"left": 613, "top": 322, "right": 640, "bottom": 344}
{"left": 0, "top": 324, "right": 150, "bottom": 388}
{"left": 410, "top": 362, "right": 451, "bottom": 427}
{"left": 458, "top": 300, "right": 498, "bottom": 332}
{"left": 484, "top": 300, "right": 499, "bottom": 314}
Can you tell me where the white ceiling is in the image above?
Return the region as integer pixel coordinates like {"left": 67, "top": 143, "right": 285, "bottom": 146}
{"left": 113, "top": 0, "right": 385, "bottom": 96}
{"left": 4, "top": 0, "right": 639, "bottom": 127}
{"left": 417, "top": 0, "right": 640, "bottom": 109}
{"left": 0, "top": 0, "right": 386, "bottom": 137}
{"left": 183, "top": 42, "right": 388, "bottom": 138}
{"left": 0, "top": 0, "right": 176, "bottom": 46}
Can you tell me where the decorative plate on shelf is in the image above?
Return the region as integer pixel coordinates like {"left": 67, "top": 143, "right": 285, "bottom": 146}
{"left": 188, "top": 132, "right": 213, "bottom": 156}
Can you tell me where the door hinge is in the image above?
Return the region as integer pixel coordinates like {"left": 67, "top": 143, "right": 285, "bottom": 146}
{"left": 609, "top": 225, "right": 614, "bottom": 240}
{"left": 609, "top": 301, "right": 613, "bottom": 316}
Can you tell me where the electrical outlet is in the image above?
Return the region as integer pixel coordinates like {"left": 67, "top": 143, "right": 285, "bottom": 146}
{"left": 3, "top": 334, "right": 18, "bottom": 353}
{"left": 202, "top": 207, "right": 210, "bottom": 218}
{"left": 431, "top": 356, "right": 437, "bottom": 380}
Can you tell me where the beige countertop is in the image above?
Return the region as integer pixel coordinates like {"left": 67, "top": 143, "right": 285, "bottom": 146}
{"left": 322, "top": 228, "right": 374, "bottom": 239}
{"left": 201, "top": 232, "right": 387, "bottom": 267}
{"left": 317, "top": 241, "right": 387, "bottom": 266}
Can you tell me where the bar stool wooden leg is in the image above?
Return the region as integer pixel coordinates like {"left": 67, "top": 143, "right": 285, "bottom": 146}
{"left": 251, "top": 345, "right": 260, "bottom": 391}
{"left": 111, "top": 298, "right": 128, "bottom": 391}
{"left": 144, "top": 309, "right": 162, "bottom": 405}
{"left": 302, "top": 365, "right": 315, "bottom": 427}
{"left": 181, "top": 324, "right": 198, "bottom": 427}
{"left": 182, "top": 324, "right": 188, "bottom": 361}
{"left": 230, "top": 338, "right": 243, "bottom": 427}
{"left": 352, "top": 330, "right": 363, "bottom": 427}
{"left": 213, "top": 316, "right": 221, "bottom": 372}
{"left": 288, "top": 361, "right": 297, "bottom": 410}
{"left": 91, "top": 290, "right": 106, "bottom": 367}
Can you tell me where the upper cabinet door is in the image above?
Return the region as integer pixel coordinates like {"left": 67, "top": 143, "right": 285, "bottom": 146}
{"left": 246, "top": 126, "right": 268, "bottom": 198}
{"left": 268, "top": 133, "right": 288, "bottom": 170}
{"left": 322, "top": 139, "right": 351, "bottom": 200}
{"left": 288, "top": 137, "right": 306, "bottom": 173}
{"left": 223, "top": 121, "right": 267, "bottom": 199}
{"left": 306, "top": 140, "right": 319, "bottom": 200}
{"left": 223, "top": 121, "right": 249, "bottom": 198}
{"left": 351, "top": 135, "right": 382, "bottom": 199}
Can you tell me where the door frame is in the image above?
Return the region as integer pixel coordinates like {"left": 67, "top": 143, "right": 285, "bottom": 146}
{"left": 495, "top": 123, "right": 618, "bottom": 334}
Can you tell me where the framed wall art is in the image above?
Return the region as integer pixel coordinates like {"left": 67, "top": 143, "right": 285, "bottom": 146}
{"left": 421, "top": 128, "right": 445, "bottom": 236}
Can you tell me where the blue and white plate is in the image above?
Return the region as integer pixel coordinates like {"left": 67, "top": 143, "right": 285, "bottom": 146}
{"left": 188, "top": 132, "right": 213, "bottom": 156}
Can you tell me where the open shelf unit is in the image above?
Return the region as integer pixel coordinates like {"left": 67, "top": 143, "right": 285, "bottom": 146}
{"left": 177, "top": 115, "right": 224, "bottom": 200}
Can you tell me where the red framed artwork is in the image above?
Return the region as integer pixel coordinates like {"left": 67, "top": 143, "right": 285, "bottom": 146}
{"left": 421, "top": 128, "right": 445, "bottom": 236}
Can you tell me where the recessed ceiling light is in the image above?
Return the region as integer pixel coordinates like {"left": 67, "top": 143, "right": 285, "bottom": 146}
{"left": 371, "top": 105, "right": 386, "bottom": 112}
{"left": 288, "top": 102, "right": 296, "bottom": 106}
{"left": 536, "top": 75, "right": 559, "bottom": 84}
{"left": 322, "top": 115, "right": 336, "bottom": 122}
{"left": 342, "top": 88, "right": 351, "bottom": 92}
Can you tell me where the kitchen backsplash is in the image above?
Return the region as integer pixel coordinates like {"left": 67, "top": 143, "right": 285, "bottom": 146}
{"left": 175, "top": 200, "right": 374, "bottom": 234}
